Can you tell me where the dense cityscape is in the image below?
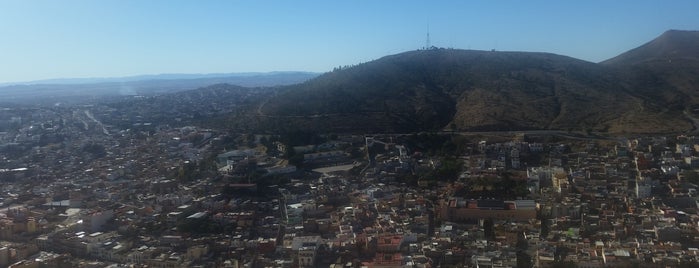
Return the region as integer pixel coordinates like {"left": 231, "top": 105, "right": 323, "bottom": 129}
{"left": 1, "top": 102, "right": 699, "bottom": 268}
{"left": 3, "top": 1, "right": 699, "bottom": 268}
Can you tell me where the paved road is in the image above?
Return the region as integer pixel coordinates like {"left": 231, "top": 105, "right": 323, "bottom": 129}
{"left": 365, "top": 130, "right": 618, "bottom": 141}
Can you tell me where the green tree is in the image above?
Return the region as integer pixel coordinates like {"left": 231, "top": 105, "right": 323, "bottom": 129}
{"left": 541, "top": 217, "right": 551, "bottom": 238}
{"left": 483, "top": 218, "right": 495, "bottom": 240}
{"left": 436, "top": 157, "right": 462, "bottom": 182}
{"left": 517, "top": 251, "right": 533, "bottom": 268}
{"left": 288, "top": 154, "right": 304, "bottom": 168}
{"left": 682, "top": 170, "right": 699, "bottom": 184}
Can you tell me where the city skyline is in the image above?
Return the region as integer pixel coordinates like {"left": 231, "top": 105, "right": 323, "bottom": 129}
{"left": 1, "top": 0, "right": 699, "bottom": 84}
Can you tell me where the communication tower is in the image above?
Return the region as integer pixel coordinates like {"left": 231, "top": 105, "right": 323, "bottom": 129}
{"left": 426, "top": 31, "right": 431, "bottom": 49}
{"left": 425, "top": 25, "right": 431, "bottom": 49}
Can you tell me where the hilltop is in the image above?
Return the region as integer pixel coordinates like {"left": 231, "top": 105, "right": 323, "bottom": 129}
{"left": 602, "top": 30, "right": 699, "bottom": 65}
{"left": 602, "top": 30, "right": 699, "bottom": 116}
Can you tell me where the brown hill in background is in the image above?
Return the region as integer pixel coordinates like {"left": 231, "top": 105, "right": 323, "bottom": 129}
{"left": 602, "top": 30, "right": 699, "bottom": 118}
{"left": 254, "top": 40, "right": 694, "bottom": 133}
{"left": 602, "top": 30, "right": 699, "bottom": 65}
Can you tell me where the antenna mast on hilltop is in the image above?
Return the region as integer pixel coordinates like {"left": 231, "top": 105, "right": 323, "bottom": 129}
{"left": 425, "top": 25, "right": 431, "bottom": 49}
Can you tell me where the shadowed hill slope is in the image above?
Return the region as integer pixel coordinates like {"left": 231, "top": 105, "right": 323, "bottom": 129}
{"left": 603, "top": 30, "right": 699, "bottom": 66}
{"left": 256, "top": 48, "right": 689, "bottom": 133}
{"left": 602, "top": 30, "right": 699, "bottom": 116}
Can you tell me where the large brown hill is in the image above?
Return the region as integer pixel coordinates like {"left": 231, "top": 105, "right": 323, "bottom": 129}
{"left": 254, "top": 30, "right": 699, "bottom": 133}
{"left": 602, "top": 30, "right": 699, "bottom": 116}
{"left": 603, "top": 30, "right": 699, "bottom": 65}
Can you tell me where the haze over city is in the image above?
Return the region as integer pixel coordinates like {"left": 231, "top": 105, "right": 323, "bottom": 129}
{"left": 6, "top": 1, "right": 699, "bottom": 267}
{"left": 2, "top": 0, "right": 699, "bottom": 84}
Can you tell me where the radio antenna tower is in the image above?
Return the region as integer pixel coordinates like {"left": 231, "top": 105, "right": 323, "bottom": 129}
{"left": 425, "top": 25, "right": 431, "bottom": 49}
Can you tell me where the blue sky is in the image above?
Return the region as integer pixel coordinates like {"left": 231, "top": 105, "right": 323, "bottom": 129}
{"left": 1, "top": 0, "right": 698, "bottom": 83}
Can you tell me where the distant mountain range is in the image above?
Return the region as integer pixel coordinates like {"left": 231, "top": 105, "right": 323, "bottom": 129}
{"left": 0, "top": 72, "right": 318, "bottom": 103}
{"left": 0, "top": 72, "right": 318, "bottom": 86}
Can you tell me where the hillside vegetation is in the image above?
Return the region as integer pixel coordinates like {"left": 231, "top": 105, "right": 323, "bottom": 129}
{"left": 255, "top": 30, "right": 699, "bottom": 133}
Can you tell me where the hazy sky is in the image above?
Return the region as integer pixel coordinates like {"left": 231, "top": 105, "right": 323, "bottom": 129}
{"left": 1, "top": 0, "right": 698, "bottom": 83}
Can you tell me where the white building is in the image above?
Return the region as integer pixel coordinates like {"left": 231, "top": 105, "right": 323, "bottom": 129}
{"left": 286, "top": 203, "right": 304, "bottom": 225}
